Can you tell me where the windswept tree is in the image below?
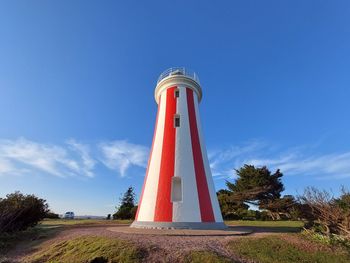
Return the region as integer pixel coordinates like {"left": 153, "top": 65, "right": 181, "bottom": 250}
{"left": 260, "top": 195, "right": 300, "bottom": 220}
{"left": 226, "top": 164, "right": 285, "bottom": 208}
{"left": 217, "top": 189, "right": 249, "bottom": 219}
{"left": 113, "top": 187, "right": 137, "bottom": 220}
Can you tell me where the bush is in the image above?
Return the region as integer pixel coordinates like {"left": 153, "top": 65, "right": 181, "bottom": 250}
{"left": 45, "top": 211, "right": 59, "bottom": 219}
{"left": 0, "top": 191, "right": 49, "bottom": 233}
{"left": 113, "top": 207, "right": 132, "bottom": 220}
{"left": 300, "top": 187, "right": 350, "bottom": 238}
{"left": 302, "top": 228, "right": 350, "bottom": 250}
{"left": 113, "top": 206, "right": 138, "bottom": 220}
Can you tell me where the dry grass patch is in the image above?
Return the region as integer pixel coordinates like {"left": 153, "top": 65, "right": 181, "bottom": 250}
{"left": 24, "top": 236, "right": 142, "bottom": 263}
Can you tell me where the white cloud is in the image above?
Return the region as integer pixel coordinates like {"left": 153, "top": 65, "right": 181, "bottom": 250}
{"left": 66, "top": 139, "right": 96, "bottom": 178}
{"left": 0, "top": 158, "right": 17, "bottom": 174}
{"left": 209, "top": 140, "right": 350, "bottom": 180}
{"left": 4, "top": 137, "right": 348, "bottom": 181}
{"left": 0, "top": 138, "right": 149, "bottom": 179}
{"left": 99, "top": 140, "right": 149, "bottom": 177}
{"left": 209, "top": 140, "right": 268, "bottom": 178}
{"left": 0, "top": 138, "right": 95, "bottom": 178}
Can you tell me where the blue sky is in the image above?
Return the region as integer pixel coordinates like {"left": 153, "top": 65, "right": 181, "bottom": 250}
{"left": 1, "top": 1, "right": 350, "bottom": 216}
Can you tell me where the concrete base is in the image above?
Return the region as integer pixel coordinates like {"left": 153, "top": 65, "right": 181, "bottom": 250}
{"left": 130, "top": 221, "right": 227, "bottom": 230}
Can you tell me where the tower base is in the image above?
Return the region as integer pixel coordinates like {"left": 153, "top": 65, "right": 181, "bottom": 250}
{"left": 130, "top": 221, "right": 227, "bottom": 230}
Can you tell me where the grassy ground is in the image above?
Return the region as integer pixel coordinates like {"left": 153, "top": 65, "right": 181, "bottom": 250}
{"left": 24, "top": 236, "right": 142, "bottom": 263}
{"left": 184, "top": 251, "right": 233, "bottom": 263}
{"left": 225, "top": 220, "right": 304, "bottom": 233}
{"left": 0, "top": 226, "right": 61, "bottom": 262}
{"left": 3, "top": 220, "right": 349, "bottom": 263}
{"left": 1, "top": 219, "right": 130, "bottom": 261}
{"left": 225, "top": 220, "right": 304, "bottom": 227}
{"left": 228, "top": 235, "right": 350, "bottom": 263}
{"left": 41, "top": 219, "right": 303, "bottom": 228}
{"left": 40, "top": 218, "right": 132, "bottom": 226}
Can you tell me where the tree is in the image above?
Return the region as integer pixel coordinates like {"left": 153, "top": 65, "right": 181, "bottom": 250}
{"left": 113, "top": 187, "right": 137, "bottom": 220}
{"left": 260, "top": 195, "right": 300, "bottom": 220}
{"left": 0, "top": 191, "right": 49, "bottom": 233}
{"left": 226, "top": 165, "right": 284, "bottom": 208}
{"left": 217, "top": 189, "right": 249, "bottom": 219}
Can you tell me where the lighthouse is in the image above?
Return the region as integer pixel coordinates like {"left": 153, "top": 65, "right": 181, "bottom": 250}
{"left": 132, "top": 68, "right": 225, "bottom": 229}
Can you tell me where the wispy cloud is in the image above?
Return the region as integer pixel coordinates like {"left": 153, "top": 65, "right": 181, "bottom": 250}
{"left": 99, "top": 140, "right": 149, "bottom": 177}
{"left": 2, "top": 137, "right": 349, "bottom": 181}
{"left": 66, "top": 139, "right": 96, "bottom": 178}
{"left": 0, "top": 138, "right": 96, "bottom": 178}
{"left": 0, "top": 158, "right": 18, "bottom": 174}
{"left": 209, "top": 140, "right": 268, "bottom": 179}
{"left": 0, "top": 138, "right": 150, "bottom": 179}
{"left": 209, "top": 140, "right": 350, "bottom": 180}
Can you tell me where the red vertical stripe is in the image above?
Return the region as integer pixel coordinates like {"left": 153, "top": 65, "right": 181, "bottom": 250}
{"left": 187, "top": 88, "right": 215, "bottom": 222}
{"left": 135, "top": 97, "right": 161, "bottom": 221}
{"left": 154, "top": 87, "right": 177, "bottom": 222}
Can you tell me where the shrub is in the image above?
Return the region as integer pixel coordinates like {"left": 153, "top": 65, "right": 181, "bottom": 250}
{"left": 113, "top": 207, "right": 132, "bottom": 220}
{"left": 45, "top": 211, "right": 60, "bottom": 219}
{"left": 302, "top": 228, "right": 350, "bottom": 250}
{"left": 300, "top": 187, "right": 350, "bottom": 238}
{"left": 0, "top": 191, "right": 49, "bottom": 233}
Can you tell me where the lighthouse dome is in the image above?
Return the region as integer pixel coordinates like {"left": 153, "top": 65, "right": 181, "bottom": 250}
{"left": 155, "top": 67, "right": 202, "bottom": 104}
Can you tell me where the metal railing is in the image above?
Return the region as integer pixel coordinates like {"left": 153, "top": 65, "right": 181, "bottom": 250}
{"left": 157, "top": 67, "right": 200, "bottom": 84}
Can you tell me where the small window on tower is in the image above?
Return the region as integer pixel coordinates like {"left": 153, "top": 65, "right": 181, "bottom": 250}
{"left": 174, "top": 114, "right": 180, "bottom": 128}
{"left": 174, "top": 89, "right": 180, "bottom": 98}
{"left": 171, "top": 177, "right": 182, "bottom": 202}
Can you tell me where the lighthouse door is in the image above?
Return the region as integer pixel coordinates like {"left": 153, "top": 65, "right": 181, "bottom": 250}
{"left": 171, "top": 177, "right": 182, "bottom": 202}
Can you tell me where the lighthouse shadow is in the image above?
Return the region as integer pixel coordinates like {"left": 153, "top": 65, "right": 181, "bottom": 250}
{"left": 158, "top": 227, "right": 254, "bottom": 237}
{"left": 107, "top": 226, "right": 252, "bottom": 236}
{"left": 227, "top": 225, "right": 302, "bottom": 235}
{"left": 160, "top": 225, "right": 302, "bottom": 237}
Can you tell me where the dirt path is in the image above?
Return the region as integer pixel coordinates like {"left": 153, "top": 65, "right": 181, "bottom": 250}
{"left": 6, "top": 224, "right": 282, "bottom": 263}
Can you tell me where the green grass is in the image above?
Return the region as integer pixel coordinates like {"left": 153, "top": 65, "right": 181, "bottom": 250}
{"left": 228, "top": 235, "right": 350, "bottom": 263}
{"left": 24, "top": 236, "right": 142, "bottom": 263}
{"left": 225, "top": 220, "right": 304, "bottom": 227}
{"left": 225, "top": 220, "right": 304, "bottom": 233}
{"left": 40, "top": 219, "right": 132, "bottom": 226}
{"left": 184, "top": 251, "right": 233, "bottom": 263}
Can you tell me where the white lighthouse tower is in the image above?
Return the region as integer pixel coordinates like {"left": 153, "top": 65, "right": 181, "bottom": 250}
{"left": 132, "top": 68, "right": 225, "bottom": 229}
